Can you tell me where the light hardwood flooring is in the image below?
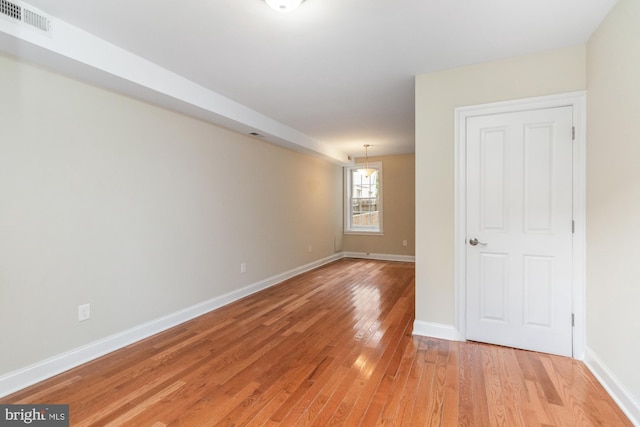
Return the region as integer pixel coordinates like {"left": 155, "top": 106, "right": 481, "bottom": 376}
{"left": 2, "top": 259, "right": 632, "bottom": 426}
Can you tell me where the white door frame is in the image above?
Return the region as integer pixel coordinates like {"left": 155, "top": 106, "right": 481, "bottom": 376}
{"left": 454, "top": 91, "right": 587, "bottom": 359}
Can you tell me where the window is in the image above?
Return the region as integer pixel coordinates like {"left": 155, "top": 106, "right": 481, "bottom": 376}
{"left": 345, "top": 162, "right": 382, "bottom": 234}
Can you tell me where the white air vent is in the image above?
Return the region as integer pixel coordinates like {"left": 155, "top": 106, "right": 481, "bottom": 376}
{"left": 0, "top": 0, "right": 52, "bottom": 35}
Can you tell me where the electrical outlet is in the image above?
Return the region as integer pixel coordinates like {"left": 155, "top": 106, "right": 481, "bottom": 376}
{"left": 240, "top": 262, "right": 247, "bottom": 274}
{"left": 78, "top": 303, "right": 91, "bottom": 322}
{"left": 308, "top": 245, "right": 312, "bottom": 253}
{"left": 402, "top": 240, "right": 408, "bottom": 247}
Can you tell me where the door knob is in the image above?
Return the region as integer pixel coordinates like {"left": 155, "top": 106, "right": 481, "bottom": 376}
{"left": 469, "top": 238, "right": 487, "bottom": 246}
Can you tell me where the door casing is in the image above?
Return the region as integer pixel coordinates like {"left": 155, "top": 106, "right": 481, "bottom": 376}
{"left": 454, "top": 91, "right": 586, "bottom": 359}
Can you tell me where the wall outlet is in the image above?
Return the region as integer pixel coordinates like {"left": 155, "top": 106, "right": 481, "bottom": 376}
{"left": 240, "top": 262, "right": 247, "bottom": 274}
{"left": 308, "top": 245, "right": 312, "bottom": 253}
{"left": 78, "top": 303, "right": 91, "bottom": 322}
{"left": 403, "top": 240, "right": 408, "bottom": 247}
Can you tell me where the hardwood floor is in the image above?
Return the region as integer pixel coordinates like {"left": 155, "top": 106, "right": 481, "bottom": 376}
{"left": 2, "top": 259, "right": 631, "bottom": 426}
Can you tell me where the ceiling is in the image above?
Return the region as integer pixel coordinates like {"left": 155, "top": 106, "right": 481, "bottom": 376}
{"left": 5, "top": 0, "right": 617, "bottom": 160}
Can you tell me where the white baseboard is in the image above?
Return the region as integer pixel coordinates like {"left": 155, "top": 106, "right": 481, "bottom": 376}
{"left": 0, "top": 253, "right": 343, "bottom": 398}
{"left": 584, "top": 347, "right": 640, "bottom": 426}
{"left": 412, "top": 320, "right": 461, "bottom": 341}
{"left": 342, "top": 252, "right": 415, "bottom": 263}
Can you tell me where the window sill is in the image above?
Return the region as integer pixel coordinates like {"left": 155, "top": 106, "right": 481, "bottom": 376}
{"left": 344, "top": 230, "right": 384, "bottom": 236}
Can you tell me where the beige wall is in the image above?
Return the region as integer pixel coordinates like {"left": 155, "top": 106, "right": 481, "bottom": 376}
{"left": 0, "top": 53, "right": 343, "bottom": 375}
{"left": 342, "top": 154, "right": 415, "bottom": 256}
{"left": 586, "top": 0, "right": 640, "bottom": 404}
{"left": 415, "top": 45, "right": 586, "bottom": 324}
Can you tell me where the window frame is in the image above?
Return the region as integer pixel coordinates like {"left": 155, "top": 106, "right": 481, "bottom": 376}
{"left": 344, "top": 161, "right": 383, "bottom": 235}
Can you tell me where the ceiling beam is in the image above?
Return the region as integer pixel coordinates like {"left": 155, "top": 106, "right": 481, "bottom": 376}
{"left": 0, "top": 6, "right": 352, "bottom": 166}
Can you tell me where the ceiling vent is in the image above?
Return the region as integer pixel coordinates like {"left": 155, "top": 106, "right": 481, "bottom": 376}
{"left": 0, "top": 0, "right": 52, "bottom": 36}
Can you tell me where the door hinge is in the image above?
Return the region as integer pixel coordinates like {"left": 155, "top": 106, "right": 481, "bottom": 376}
{"left": 572, "top": 220, "right": 575, "bottom": 234}
{"left": 572, "top": 126, "right": 576, "bottom": 140}
{"left": 571, "top": 313, "right": 575, "bottom": 327}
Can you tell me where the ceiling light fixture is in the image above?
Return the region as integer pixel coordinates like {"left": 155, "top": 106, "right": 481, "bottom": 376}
{"left": 264, "top": 0, "right": 304, "bottom": 13}
{"left": 358, "top": 144, "right": 376, "bottom": 178}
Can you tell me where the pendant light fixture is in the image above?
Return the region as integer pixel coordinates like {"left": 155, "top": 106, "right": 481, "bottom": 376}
{"left": 264, "top": 0, "right": 304, "bottom": 13}
{"left": 357, "top": 144, "right": 376, "bottom": 178}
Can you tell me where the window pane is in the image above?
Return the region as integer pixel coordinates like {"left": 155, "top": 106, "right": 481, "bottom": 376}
{"left": 350, "top": 168, "right": 379, "bottom": 230}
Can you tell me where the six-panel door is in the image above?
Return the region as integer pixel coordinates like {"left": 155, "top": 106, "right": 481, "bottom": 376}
{"left": 465, "top": 106, "right": 574, "bottom": 357}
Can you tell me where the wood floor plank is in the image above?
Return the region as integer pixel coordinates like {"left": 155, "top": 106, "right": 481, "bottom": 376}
{"left": 424, "top": 339, "right": 450, "bottom": 426}
{"left": 394, "top": 337, "right": 427, "bottom": 425}
{"left": 470, "top": 343, "right": 492, "bottom": 425}
{"left": 408, "top": 337, "right": 437, "bottom": 426}
{"left": 440, "top": 340, "right": 459, "bottom": 426}
{"left": 102, "top": 380, "right": 186, "bottom": 427}
{"left": 359, "top": 321, "right": 412, "bottom": 426}
{"left": 374, "top": 326, "right": 418, "bottom": 426}
{"left": 1, "top": 259, "right": 632, "bottom": 426}
{"left": 496, "top": 347, "right": 528, "bottom": 426}
{"left": 481, "top": 344, "right": 508, "bottom": 426}
{"left": 457, "top": 341, "right": 476, "bottom": 427}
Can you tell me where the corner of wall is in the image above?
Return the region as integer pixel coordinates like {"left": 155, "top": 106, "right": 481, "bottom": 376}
{"left": 584, "top": 347, "right": 640, "bottom": 425}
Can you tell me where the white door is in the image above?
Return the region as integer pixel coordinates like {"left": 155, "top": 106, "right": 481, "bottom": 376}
{"left": 466, "top": 106, "right": 574, "bottom": 357}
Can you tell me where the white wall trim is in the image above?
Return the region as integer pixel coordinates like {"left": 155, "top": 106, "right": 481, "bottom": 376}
{"left": 584, "top": 347, "right": 640, "bottom": 425}
{"left": 412, "top": 320, "right": 461, "bottom": 341}
{"left": 342, "top": 252, "right": 415, "bottom": 263}
{"left": 454, "top": 91, "right": 587, "bottom": 358}
{"left": 0, "top": 253, "right": 342, "bottom": 398}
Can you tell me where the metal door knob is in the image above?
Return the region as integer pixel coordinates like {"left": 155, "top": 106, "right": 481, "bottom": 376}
{"left": 469, "top": 238, "right": 487, "bottom": 246}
